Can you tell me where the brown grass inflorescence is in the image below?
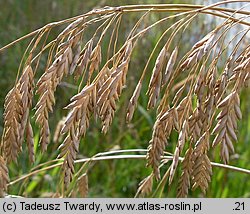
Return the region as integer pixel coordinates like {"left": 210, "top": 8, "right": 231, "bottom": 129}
{"left": 1, "top": 1, "right": 250, "bottom": 197}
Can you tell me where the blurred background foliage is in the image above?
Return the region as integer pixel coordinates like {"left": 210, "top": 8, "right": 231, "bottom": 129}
{"left": 0, "top": 0, "right": 249, "bottom": 197}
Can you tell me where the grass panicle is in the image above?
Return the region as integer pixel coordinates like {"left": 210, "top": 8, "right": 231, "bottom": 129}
{"left": 1, "top": 1, "right": 250, "bottom": 197}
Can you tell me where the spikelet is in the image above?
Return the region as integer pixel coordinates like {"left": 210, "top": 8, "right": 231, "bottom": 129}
{"left": 188, "top": 108, "right": 206, "bottom": 143}
{"left": 147, "top": 107, "right": 179, "bottom": 180}
{"left": 35, "top": 34, "right": 82, "bottom": 152}
{"left": 147, "top": 46, "right": 167, "bottom": 109}
{"left": 135, "top": 173, "right": 154, "bottom": 197}
{"left": 146, "top": 119, "right": 167, "bottom": 180}
{"left": 126, "top": 81, "right": 142, "bottom": 123}
{"left": 169, "top": 120, "right": 188, "bottom": 184}
{"left": 97, "top": 41, "right": 132, "bottom": 133}
{"left": 88, "top": 44, "right": 102, "bottom": 80}
{"left": 53, "top": 117, "right": 66, "bottom": 144}
{"left": 78, "top": 173, "right": 88, "bottom": 198}
{"left": 177, "top": 146, "right": 193, "bottom": 198}
{"left": 181, "top": 31, "right": 215, "bottom": 70}
{"left": 74, "top": 40, "right": 93, "bottom": 81}
{"left": 97, "top": 65, "right": 123, "bottom": 133}
{"left": 214, "top": 66, "right": 229, "bottom": 104}
{"left": 3, "top": 87, "right": 22, "bottom": 163}
{"left": 17, "top": 65, "right": 35, "bottom": 162}
{"left": 26, "top": 120, "right": 35, "bottom": 163}
{"left": 194, "top": 65, "right": 207, "bottom": 103}
{"left": 0, "top": 156, "right": 9, "bottom": 197}
{"left": 59, "top": 84, "right": 95, "bottom": 187}
{"left": 162, "top": 47, "right": 178, "bottom": 86}
{"left": 147, "top": 99, "right": 190, "bottom": 180}
{"left": 192, "top": 132, "right": 212, "bottom": 194}
{"left": 203, "top": 67, "right": 217, "bottom": 121}
{"left": 212, "top": 92, "right": 241, "bottom": 163}
{"left": 231, "top": 52, "right": 250, "bottom": 87}
{"left": 57, "top": 17, "right": 84, "bottom": 40}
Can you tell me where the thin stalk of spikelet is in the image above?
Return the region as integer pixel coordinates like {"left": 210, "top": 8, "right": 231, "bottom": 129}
{"left": 57, "top": 17, "right": 84, "bottom": 40}
{"left": 87, "top": 14, "right": 119, "bottom": 82}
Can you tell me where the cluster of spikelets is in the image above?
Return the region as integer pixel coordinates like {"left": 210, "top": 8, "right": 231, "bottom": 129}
{"left": 0, "top": 2, "right": 249, "bottom": 197}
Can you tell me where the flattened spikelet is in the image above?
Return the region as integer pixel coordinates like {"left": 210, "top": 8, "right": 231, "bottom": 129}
{"left": 58, "top": 17, "right": 84, "bottom": 39}
{"left": 0, "top": 156, "right": 9, "bottom": 197}
{"left": 136, "top": 173, "right": 154, "bottom": 197}
{"left": 192, "top": 132, "right": 212, "bottom": 194}
{"left": 59, "top": 84, "right": 95, "bottom": 187}
{"left": 3, "top": 87, "right": 22, "bottom": 163}
{"left": 162, "top": 47, "right": 178, "bottom": 86}
{"left": 181, "top": 31, "right": 215, "bottom": 70}
{"left": 146, "top": 119, "right": 168, "bottom": 180}
{"left": 78, "top": 173, "right": 88, "bottom": 198}
{"left": 212, "top": 92, "right": 241, "bottom": 163}
{"left": 53, "top": 117, "right": 66, "bottom": 143}
{"left": 177, "top": 147, "right": 193, "bottom": 198}
{"left": 147, "top": 46, "right": 167, "bottom": 109}
{"left": 169, "top": 120, "right": 188, "bottom": 184}
{"left": 97, "top": 42, "right": 132, "bottom": 133}
{"left": 88, "top": 44, "right": 102, "bottom": 80}
{"left": 35, "top": 34, "right": 82, "bottom": 152}
{"left": 18, "top": 65, "right": 35, "bottom": 161}
{"left": 126, "top": 81, "right": 142, "bottom": 123}
{"left": 26, "top": 121, "right": 35, "bottom": 163}
{"left": 74, "top": 40, "right": 93, "bottom": 81}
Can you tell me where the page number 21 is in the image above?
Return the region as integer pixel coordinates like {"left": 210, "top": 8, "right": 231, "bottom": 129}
{"left": 233, "top": 202, "right": 245, "bottom": 211}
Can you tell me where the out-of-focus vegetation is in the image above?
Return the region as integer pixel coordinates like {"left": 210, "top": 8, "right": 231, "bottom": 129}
{"left": 0, "top": 0, "right": 249, "bottom": 197}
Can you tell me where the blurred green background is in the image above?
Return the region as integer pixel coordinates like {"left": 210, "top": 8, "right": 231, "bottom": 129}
{"left": 0, "top": 0, "right": 249, "bottom": 197}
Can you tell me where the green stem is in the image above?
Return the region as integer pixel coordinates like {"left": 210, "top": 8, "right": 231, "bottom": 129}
{"left": 8, "top": 154, "right": 250, "bottom": 186}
